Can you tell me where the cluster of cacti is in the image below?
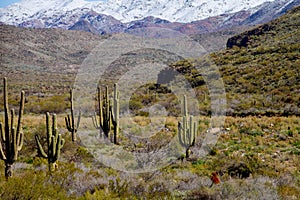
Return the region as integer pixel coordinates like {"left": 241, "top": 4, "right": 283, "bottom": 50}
{"left": 65, "top": 88, "right": 81, "bottom": 142}
{"left": 35, "top": 112, "right": 65, "bottom": 172}
{"left": 178, "top": 95, "right": 197, "bottom": 159}
{"left": 92, "top": 84, "right": 119, "bottom": 144}
{"left": 0, "top": 77, "right": 25, "bottom": 178}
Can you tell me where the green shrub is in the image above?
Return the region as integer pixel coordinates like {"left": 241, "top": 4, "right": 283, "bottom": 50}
{"left": 0, "top": 171, "right": 68, "bottom": 199}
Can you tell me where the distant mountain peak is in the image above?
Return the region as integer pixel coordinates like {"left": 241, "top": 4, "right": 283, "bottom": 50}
{"left": 0, "top": 0, "right": 299, "bottom": 37}
{"left": 1, "top": 0, "right": 279, "bottom": 25}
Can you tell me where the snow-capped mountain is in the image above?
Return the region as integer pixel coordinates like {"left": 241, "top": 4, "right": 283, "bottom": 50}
{"left": 0, "top": 0, "right": 281, "bottom": 25}
{"left": 0, "top": 0, "right": 299, "bottom": 35}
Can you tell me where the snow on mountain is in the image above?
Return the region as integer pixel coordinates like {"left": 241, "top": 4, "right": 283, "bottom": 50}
{"left": 0, "top": 0, "right": 279, "bottom": 25}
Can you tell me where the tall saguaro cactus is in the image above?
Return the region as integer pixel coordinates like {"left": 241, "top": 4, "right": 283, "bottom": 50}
{"left": 35, "top": 112, "right": 65, "bottom": 171}
{"left": 65, "top": 89, "right": 81, "bottom": 142}
{"left": 111, "top": 83, "right": 119, "bottom": 144}
{"left": 93, "top": 85, "right": 111, "bottom": 138}
{"left": 178, "top": 95, "right": 197, "bottom": 159}
{"left": 0, "top": 77, "right": 25, "bottom": 178}
{"left": 92, "top": 84, "right": 119, "bottom": 144}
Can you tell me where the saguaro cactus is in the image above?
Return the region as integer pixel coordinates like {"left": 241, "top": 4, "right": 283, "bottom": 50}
{"left": 0, "top": 77, "right": 25, "bottom": 178}
{"left": 92, "top": 84, "right": 119, "bottom": 144}
{"left": 178, "top": 95, "right": 197, "bottom": 159}
{"left": 111, "top": 83, "right": 119, "bottom": 144}
{"left": 93, "top": 85, "right": 111, "bottom": 138}
{"left": 65, "top": 89, "right": 81, "bottom": 142}
{"left": 35, "top": 112, "right": 65, "bottom": 171}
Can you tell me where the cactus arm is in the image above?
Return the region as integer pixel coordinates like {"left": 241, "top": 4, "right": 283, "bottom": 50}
{"left": 65, "top": 115, "right": 71, "bottom": 131}
{"left": 0, "top": 123, "right": 5, "bottom": 142}
{"left": 52, "top": 114, "right": 58, "bottom": 158}
{"left": 192, "top": 122, "right": 197, "bottom": 146}
{"left": 54, "top": 134, "right": 64, "bottom": 161}
{"left": 16, "top": 91, "right": 25, "bottom": 139}
{"left": 51, "top": 135, "right": 56, "bottom": 162}
{"left": 178, "top": 122, "right": 184, "bottom": 147}
{"left": 112, "top": 83, "right": 119, "bottom": 144}
{"left": 0, "top": 123, "right": 5, "bottom": 162}
{"left": 17, "top": 132, "right": 23, "bottom": 151}
{"left": 15, "top": 91, "right": 25, "bottom": 152}
{"left": 98, "top": 86, "right": 103, "bottom": 129}
{"left": 12, "top": 127, "right": 19, "bottom": 161}
{"left": 92, "top": 112, "right": 99, "bottom": 128}
{"left": 52, "top": 114, "right": 57, "bottom": 141}
{"left": 60, "top": 137, "right": 65, "bottom": 147}
{"left": 46, "top": 112, "right": 51, "bottom": 145}
{"left": 182, "top": 116, "right": 187, "bottom": 145}
{"left": 183, "top": 95, "right": 188, "bottom": 116}
{"left": 0, "top": 141, "right": 6, "bottom": 160}
{"left": 70, "top": 89, "right": 75, "bottom": 130}
{"left": 35, "top": 135, "right": 48, "bottom": 158}
{"left": 3, "top": 78, "right": 10, "bottom": 148}
{"left": 188, "top": 115, "right": 193, "bottom": 145}
{"left": 76, "top": 111, "right": 81, "bottom": 129}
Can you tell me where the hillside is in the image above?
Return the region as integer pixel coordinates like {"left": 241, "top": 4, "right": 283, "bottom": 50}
{"left": 211, "top": 6, "right": 300, "bottom": 116}
{"left": 129, "top": 5, "right": 300, "bottom": 117}
{"left": 165, "top": 6, "right": 299, "bottom": 116}
{"left": 0, "top": 25, "right": 103, "bottom": 113}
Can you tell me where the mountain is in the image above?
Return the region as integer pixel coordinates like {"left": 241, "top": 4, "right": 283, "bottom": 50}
{"left": 0, "top": 0, "right": 279, "bottom": 24}
{"left": 0, "top": 22, "right": 108, "bottom": 112}
{"left": 0, "top": 0, "right": 299, "bottom": 36}
{"left": 0, "top": 6, "right": 299, "bottom": 115}
{"left": 0, "top": 24, "right": 102, "bottom": 68}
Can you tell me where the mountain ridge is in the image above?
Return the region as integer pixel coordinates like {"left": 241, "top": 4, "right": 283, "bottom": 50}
{"left": 0, "top": 0, "right": 299, "bottom": 36}
{"left": 0, "top": 0, "right": 278, "bottom": 24}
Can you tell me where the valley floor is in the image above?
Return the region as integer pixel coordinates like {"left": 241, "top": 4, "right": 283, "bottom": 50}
{"left": 0, "top": 115, "right": 299, "bottom": 199}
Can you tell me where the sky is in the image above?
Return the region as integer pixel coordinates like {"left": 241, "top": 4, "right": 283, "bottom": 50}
{"left": 0, "top": 0, "right": 106, "bottom": 8}
{"left": 0, "top": 0, "right": 20, "bottom": 8}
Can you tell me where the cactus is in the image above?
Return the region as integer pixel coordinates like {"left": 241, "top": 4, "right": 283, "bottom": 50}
{"left": 92, "top": 84, "right": 119, "bottom": 144}
{"left": 0, "top": 77, "right": 25, "bottom": 178}
{"left": 35, "top": 112, "right": 65, "bottom": 171}
{"left": 65, "top": 89, "right": 81, "bottom": 142}
{"left": 178, "top": 95, "right": 197, "bottom": 159}
{"left": 92, "top": 85, "right": 111, "bottom": 138}
{"left": 111, "top": 83, "right": 119, "bottom": 144}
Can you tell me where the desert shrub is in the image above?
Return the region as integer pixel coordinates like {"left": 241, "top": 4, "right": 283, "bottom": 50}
{"left": 227, "top": 162, "right": 252, "bottom": 179}
{"left": 0, "top": 170, "right": 68, "bottom": 199}
{"left": 26, "top": 94, "right": 68, "bottom": 114}
{"left": 147, "top": 181, "right": 172, "bottom": 199}
{"left": 185, "top": 187, "right": 218, "bottom": 200}
{"left": 129, "top": 99, "right": 143, "bottom": 111}
{"left": 108, "top": 177, "right": 130, "bottom": 197}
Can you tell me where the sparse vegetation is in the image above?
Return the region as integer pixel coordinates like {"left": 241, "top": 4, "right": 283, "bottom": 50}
{"left": 0, "top": 6, "right": 299, "bottom": 200}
